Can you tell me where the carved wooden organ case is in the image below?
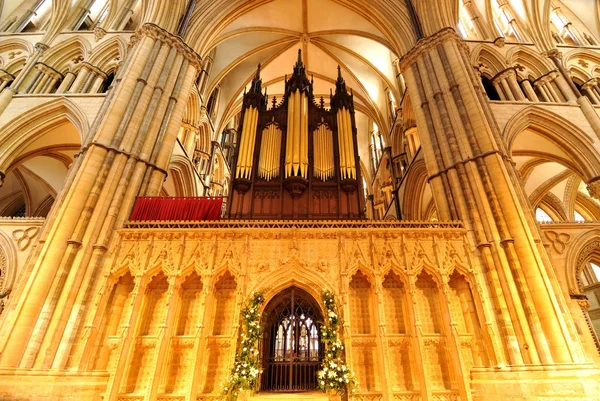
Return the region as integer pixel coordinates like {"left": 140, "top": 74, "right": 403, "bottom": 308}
{"left": 227, "top": 51, "right": 365, "bottom": 219}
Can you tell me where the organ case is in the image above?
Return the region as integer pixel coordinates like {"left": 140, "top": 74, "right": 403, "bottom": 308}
{"left": 227, "top": 50, "right": 364, "bottom": 219}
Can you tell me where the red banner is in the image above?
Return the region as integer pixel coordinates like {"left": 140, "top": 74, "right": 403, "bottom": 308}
{"left": 130, "top": 197, "right": 223, "bottom": 221}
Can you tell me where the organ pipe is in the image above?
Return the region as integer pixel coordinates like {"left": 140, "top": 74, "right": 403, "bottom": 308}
{"left": 313, "top": 125, "right": 334, "bottom": 181}
{"left": 285, "top": 89, "right": 309, "bottom": 178}
{"left": 236, "top": 106, "right": 258, "bottom": 179}
{"left": 258, "top": 123, "right": 281, "bottom": 181}
{"left": 337, "top": 106, "right": 356, "bottom": 179}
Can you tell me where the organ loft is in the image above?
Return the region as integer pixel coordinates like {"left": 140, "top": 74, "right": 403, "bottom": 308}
{"left": 229, "top": 51, "right": 364, "bottom": 219}
{"left": 1, "top": 1, "right": 600, "bottom": 401}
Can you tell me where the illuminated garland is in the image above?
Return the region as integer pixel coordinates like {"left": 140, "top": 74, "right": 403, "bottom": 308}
{"left": 318, "top": 290, "right": 357, "bottom": 394}
{"left": 223, "top": 291, "right": 265, "bottom": 401}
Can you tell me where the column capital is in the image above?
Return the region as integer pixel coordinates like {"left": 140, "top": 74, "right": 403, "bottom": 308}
{"left": 131, "top": 23, "right": 203, "bottom": 71}
{"left": 94, "top": 26, "right": 107, "bottom": 41}
{"left": 543, "top": 48, "right": 563, "bottom": 59}
{"left": 492, "top": 67, "right": 517, "bottom": 83}
{"left": 34, "top": 42, "right": 50, "bottom": 54}
{"left": 398, "top": 28, "right": 466, "bottom": 72}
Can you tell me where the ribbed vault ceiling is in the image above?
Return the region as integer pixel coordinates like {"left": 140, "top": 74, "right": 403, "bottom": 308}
{"left": 204, "top": 0, "right": 401, "bottom": 166}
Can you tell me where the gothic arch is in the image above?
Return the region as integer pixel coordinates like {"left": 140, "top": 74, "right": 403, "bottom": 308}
{"left": 503, "top": 106, "right": 600, "bottom": 181}
{"left": 40, "top": 36, "right": 91, "bottom": 73}
{"left": 166, "top": 155, "right": 198, "bottom": 197}
{"left": 565, "top": 229, "right": 600, "bottom": 295}
{"left": 506, "top": 46, "right": 554, "bottom": 78}
{"left": 400, "top": 158, "right": 430, "bottom": 220}
{"left": 0, "top": 229, "right": 18, "bottom": 295}
{"left": 87, "top": 36, "right": 127, "bottom": 74}
{"left": 471, "top": 44, "right": 508, "bottom": 77}
{"left": 260, "top": 282, "right": 325, "bottom": 319}
{"left": 0, "top": 98, "right": 87, "bottom": 175}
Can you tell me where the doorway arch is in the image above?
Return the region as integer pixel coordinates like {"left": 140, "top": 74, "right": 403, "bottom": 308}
{"left": 261, "top": 286, "right": 324, "bottom": 392}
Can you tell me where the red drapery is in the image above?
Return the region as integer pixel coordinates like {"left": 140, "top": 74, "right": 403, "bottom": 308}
{"left": 130, "top": 197, "right": 223, "bottom": 221}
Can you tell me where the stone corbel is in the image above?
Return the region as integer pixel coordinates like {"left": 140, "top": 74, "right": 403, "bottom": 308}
{"left": 94, "top": 26, "right": 107, "bottom": 41}
{"left": 586, "top": 177, "right": 600, "bottom": 199}
{"left": 34, "top": 42, "right": 49, "bottom": 54}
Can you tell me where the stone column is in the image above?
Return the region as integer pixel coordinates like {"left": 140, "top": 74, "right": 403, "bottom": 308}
{"left": 492, "top": 80, "right": 506, "bottom": 101}
{"left": 399, "top": 28, "right": 585, "bottom": 370}
{"left": 544, "top": 77, "right": 563, "bottom": 102}
{"left": 89, "top": 74, "right": 107, "bottom": 93}
{"left": 0, "top": 23, "right": 201, "bottom": 371}
{"left": 56, "top": 71, "right": 77, "bottom": 93}
{"left": 582, "top": 82, "right": 600, "bottom": 105}
{"left": 67, "top": 63, "right": 92, "bottom": 93}
{"left": 499, "top": 78, "right": 514, "bottom": 101}
{"left": 505, "top": 70, "right": 525, "bottom": 101}
{"left": 533, "top": 80, "right": 550, "bottom": 102}
{"left": 520, "top": 79, "right": 539, "bottom": 102}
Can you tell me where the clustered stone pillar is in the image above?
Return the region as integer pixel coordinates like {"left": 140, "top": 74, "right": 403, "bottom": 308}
{"left": 519, "top": 78, "right": 539, "bottom": 102}
{"left": 67, "top": 62, "right": 108, "bottom": 93}
{"left": 491, "top": 68, "right": 524, "bottom": 101}
{"left": 399, "top": 28, "right": 585, "bottom": 373}
{"left": 0, "top": 23, "right": 200, "bottom": 371}
{"left": 23, "top": 62, "right": 63, "bottom": 94}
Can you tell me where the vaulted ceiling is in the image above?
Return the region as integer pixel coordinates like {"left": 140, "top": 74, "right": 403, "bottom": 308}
{"left": 202, "top": 0, "right": 401, "bottom": 167}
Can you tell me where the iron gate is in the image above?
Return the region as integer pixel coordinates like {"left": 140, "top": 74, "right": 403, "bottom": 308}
{"left": 261, "top": 287, "right": 323, "bottom": 391}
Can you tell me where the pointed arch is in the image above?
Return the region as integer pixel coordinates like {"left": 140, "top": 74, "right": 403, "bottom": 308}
{"left": 167, "top": 155, "right": 199, "bottom": 197}
{"left": 506, "top": 46, "right": 554, "bottom": 78}
{"left": 87, "top": 35, "right": 127, "bottom": 73}
{"left": 471, "top": 44, "right": 509, "bottom": 77}
{"left": 40, "top": 36, "right": 91, "bottom": 73}
{"left": 0, "top": 98, "right": 88, "bottom": 175}
{"left": 503, "top": 106, "right": 600, "bottom": 181}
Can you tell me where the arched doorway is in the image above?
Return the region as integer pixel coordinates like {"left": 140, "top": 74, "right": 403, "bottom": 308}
{"left": 261, "top": 286, "right": 323, "bottom": 392}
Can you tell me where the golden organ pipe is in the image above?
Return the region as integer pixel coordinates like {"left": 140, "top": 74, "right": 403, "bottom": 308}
{"left": 236, "top": 108, "right": 251, "bottom": 178}
{"left": 301, "top": 93, "right": 308, "bottom": 178}
{"left": 244, "top": 107, "right": 258, "bottom": 179}
{"left": 293, "top": 90, "right": 300, "bottom": 175}
{"left": 344, "top": 108, "right": 354, "bottom": 178}
{"left": 327, "top": 126, "right": 333, "bottom": 178}
{"left": 285, "top": 94, "right": 293, "bottom": 177}
{"left": 336, "top": 111, "right": 345, "bottom": 179}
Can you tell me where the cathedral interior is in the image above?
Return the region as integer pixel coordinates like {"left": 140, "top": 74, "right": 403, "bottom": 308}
{"left": 1, "top": 0, "right": 600, "bottom": 400}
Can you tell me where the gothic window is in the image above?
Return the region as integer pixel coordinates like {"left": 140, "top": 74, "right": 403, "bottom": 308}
{"left": 457, "top": 3, "right": 476, "bottom": 39}
{"left": 575, "top": 210, "right": 587, "bottom": 222}
{"left": 550, "top": 6, "right": 580, "bottom": 46}
{"left": 491, "top": 0, "right": 523, "bottom": 42}
{"left": 76, "top": 0, "right": 109, "bottom": 30}
{"left": 19, "top": 0, "right": 51, "bottom": 32}
{"left": 581, "top": 262, "right": 600, "bottom": 287}
{"left": 536, "top": 207, "right": 553, "bottom": 223}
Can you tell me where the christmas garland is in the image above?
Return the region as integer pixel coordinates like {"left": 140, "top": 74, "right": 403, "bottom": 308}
{"left": 317, "top": 290, "right": 357, "bottom": 395}
{"left": 223, "top": 291, "right": 265, "bottom": 401}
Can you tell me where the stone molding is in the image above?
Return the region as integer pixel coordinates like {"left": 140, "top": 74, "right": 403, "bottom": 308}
{"left": 397, "top": 28, "right": 468, "bottom": 72}
{"left": 130, "top": 23, "right": 202, "bottom": 71}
